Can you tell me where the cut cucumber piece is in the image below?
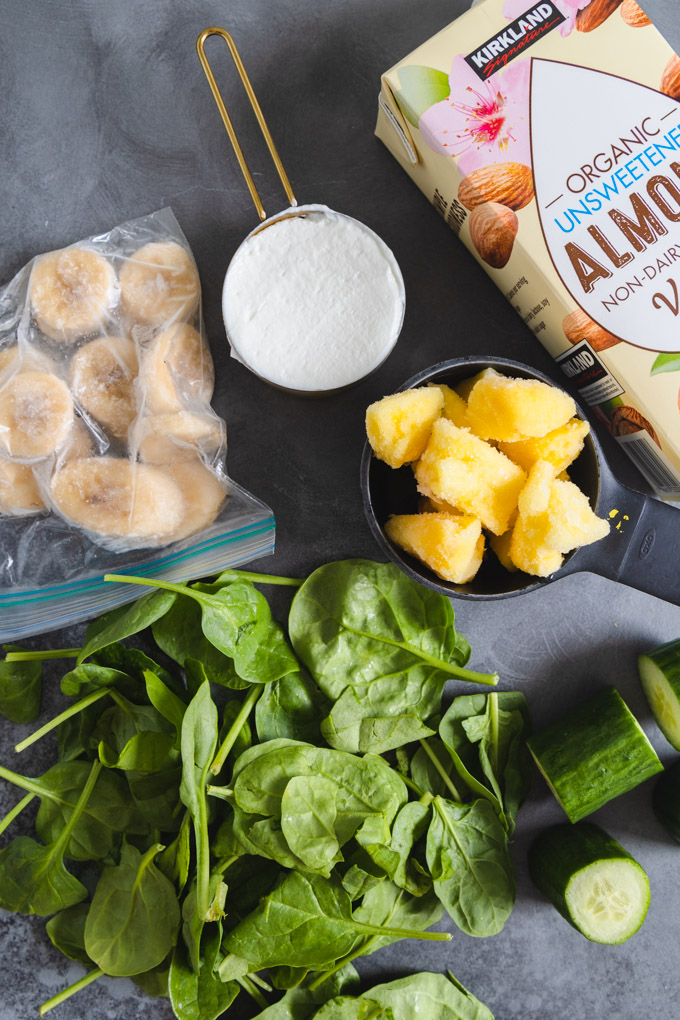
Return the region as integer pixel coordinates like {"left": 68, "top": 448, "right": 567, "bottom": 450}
{"left": 528, "top": 822, "right": 650, "bottom": 944}
{"left": 639, "top": 639, "right": 680, "bottom": 749}
{"left": 527, "top": 686, "right": 662, "bottom": 822}
{"left": 653, "top": 760, "right": 680, "bottom": 843}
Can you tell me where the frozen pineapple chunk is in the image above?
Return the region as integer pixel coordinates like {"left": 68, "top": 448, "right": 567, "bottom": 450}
{"left": 466, "top": 373, "right": 576, "bottom": 442}
{"left": 498, "top": 417, "right": 589, "bottom": 473}
{"left": 385, "top": 512, "right": 485, "bottom": 583}
{"left": 415, "top": 418, "right": 525, "bottom": 535}
{"left": 431, "top": 383, "right": 469, "bottom": 429}
{"left": 509, "top": 515, "right": 563, "bottom": 577}
{"left": 366, "top": 387, "right": 444, "bottom": 468}
{"left": 455, "top": 367, "right": 500, "bottom": 402}
{"left": 489, "top": 511, "right": 518, "bottom": 572}
{"left": 544, "top": 477, "right": 610, "bottom": 553}
{"left": 510, "top": 461, "right": 563, "bottom": 577}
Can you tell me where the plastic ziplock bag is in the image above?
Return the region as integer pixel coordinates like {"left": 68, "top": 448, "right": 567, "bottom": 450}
{"left": 0, "top": 207, "right": 275, "bottom": 641}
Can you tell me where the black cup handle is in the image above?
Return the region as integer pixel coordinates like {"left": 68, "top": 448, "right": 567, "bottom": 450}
{"left": 564, "top": 481, "right": 680, "bottom": 605}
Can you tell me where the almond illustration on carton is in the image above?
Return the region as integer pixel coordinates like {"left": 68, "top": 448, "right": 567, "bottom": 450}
{"left": 610, "top": 405, "right": 661, "bottom": 446}
{"left": 458, "top": 163, "right": 534, "bottom": 212}
{"left": 562, "top": 308, "right": 620, "bottom": 352}
{"left": 661, "top": 54, "right": 680, "bottom": 101}
{"left": 469, "top": 203, "right": 518, "bottom": 269}
{"left": 620, "top": 0, "right": 651, "bottom": 26}
{"left": 576, "top": 0, "right": 623, "bottom": 32}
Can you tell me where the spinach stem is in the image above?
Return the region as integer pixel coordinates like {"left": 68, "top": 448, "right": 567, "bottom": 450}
{"left": 399, "top": 772, "right": 426, "bottom": 798}
{"left": 248, "top": 972, "right": 273, "bottom": 992}
{"left": 210, "top": 685, "right": 262, "bottom": 777}
{"left": 105, "top": 573, "right": 181, "bottom": 593}
{"left": 237, "top": 975, "right": 269, "bottom": 1010}
{"left": 39, "top": 969, "right": 103, "bottom": 1016}
{"left": 0, "top": 792, "right": 35, "bottom": 837}
{"left": 418, "top": 738, "right": 464, "bottom": 802}
{"left": 206, "top": 786, "right": 233, "bottom": 801}
{"left": 195, "top": 786, "right": 211, "bottom": 923}
{"left": 353, "top": 921, "right": 451, "bottom": 941}
{"left": 215, "top": 569, "right": 304, "bottom": 587}
{"left": 53, "top": 760, "right": 102, "bottom": 859}
{"left": 4, "top": 648, "right": 79, "bottom": 662}
{"left": 488, "top": 692, "right": 500, "bottom": 777}
{"left": 14, "top": 688, "right": 110, "bottom": 753}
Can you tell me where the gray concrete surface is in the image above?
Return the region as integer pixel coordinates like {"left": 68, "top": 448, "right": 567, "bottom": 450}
{"left": 1, "top": 0, "right": 680, "bottom": 1017}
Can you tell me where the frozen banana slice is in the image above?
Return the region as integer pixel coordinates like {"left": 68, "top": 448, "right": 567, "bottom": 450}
{"left": 50, "top": 457, "right": 184, "bottom": 543}
{"left": 162, "top": 458, "right": 226, "bottom": 540}
{"left": 0, "top": 370, "right": 74, "bottom": 459}
{"left": 141, "top": 324, "right": 214, "bottom": 413}
{"left": 119, "top": 242, "right": 200, "bottom": 325}
{"left": 135, "top": 411, "right": 223, "bottom": 464}
{"left": 30, "top": 248, "right": 117, "bottom": 341}
{"left": 0, "top": 461, "right": 45, "bottom": 516}
{"left": 70, "top": 336, "right": 139, "bottom": 438}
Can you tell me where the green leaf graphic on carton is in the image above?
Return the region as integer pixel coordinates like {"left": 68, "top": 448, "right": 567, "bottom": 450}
{"left": 394, "top": 66, "right": 449, "bottom": 127}
{"left": 651, "top": 352, "right": 680, "bottom": 376}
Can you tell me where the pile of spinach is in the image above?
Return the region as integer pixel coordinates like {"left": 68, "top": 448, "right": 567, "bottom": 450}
{"left": 0, "top": 559, "right": 529, "bottom": 1018}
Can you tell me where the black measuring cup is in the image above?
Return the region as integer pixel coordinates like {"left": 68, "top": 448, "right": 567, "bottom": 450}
{"left": 361, "top": 356, "right": 680, "bottom": 604}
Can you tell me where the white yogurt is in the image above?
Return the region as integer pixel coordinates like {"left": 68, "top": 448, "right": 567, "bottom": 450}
{"left": 222, "top": 204, "right": 405, "bottom": 392}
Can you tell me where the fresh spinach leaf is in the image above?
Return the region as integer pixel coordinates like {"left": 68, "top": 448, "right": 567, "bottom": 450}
{"left": 108, "top": 574, "right": 299, "bottom": 686}
{"left": 169, "top": 924, "right": 239, "bottom": 1020}
{"left": 255, "top": 669, "right": 330, "bottom": 744}
{"left": 0, "top": 761, "right": 102, "bottom": 915}
{"left": 45, "top": 903, "right": 92, "bottom": 966}
{"left": 179, "top": 681, "right": 219, "bottom": 921}
{"left": 153, "top": 595, "right": 244, "bottom": 689}
{"left": 363, "top": 799, "right": 432, "bottom": 896}
{"left": 61, "top": 664, "right": 141, "bottom": 702}
{"left": 288, "top": 560, "right": 496, "bottom": 754}
{"left": 352, "top": 879, "right": 443, "bottom": 955}
{"left": 280, "top": 775, "right": 342, "bottom": 873}
{"left": 84, "top": 842, "right": 180, "bottom": 976}
{"left": 127, "top": 767, "right": 183, "bottom": 832}
{"left": 426, "top": 795, "right": 515, "bottom": 937}
{"left": 252, "top": 963, "right": 360, "bottom": 1019}
{"left": 0, "top": 653, "right": 41, "bottom": 723}
{"left": 78, "top": 590, "right": 177, "bottom": 665}
{"left": 0, "top": 760, "right": 141, "bottom": 861}
{"left": 357, "top": 971, "right": 495, "bottom": 1020}
{"left": 92, "top": 641, "right": 179, "bottom": 693}
{"left": 439, "top": 692, "right": 531, "bottom": 833}
{"left": 223, "top": 871, "right": 449, "bottom": 971}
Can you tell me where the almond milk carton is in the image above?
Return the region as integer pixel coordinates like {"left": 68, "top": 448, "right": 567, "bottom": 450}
{"left": 376, "top": 0, "right": 680, "bottom": 499}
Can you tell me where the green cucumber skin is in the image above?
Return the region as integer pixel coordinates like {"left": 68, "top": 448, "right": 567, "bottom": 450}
{"left": 527, "top": 686, "right": 662, "bottom": 823}
{"left": 528, "top": 822, "right": 647, "bottom": 940}
{"left": 639, "top": 640, "right": 680, "bottom": 748}
{"left": 653, "top": 760, "right": 680, "bottom": 843}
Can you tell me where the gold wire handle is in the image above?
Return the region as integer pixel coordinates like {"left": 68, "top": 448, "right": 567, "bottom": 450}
{"left": 196, "top": 27, "right": 297, "bottom": 222}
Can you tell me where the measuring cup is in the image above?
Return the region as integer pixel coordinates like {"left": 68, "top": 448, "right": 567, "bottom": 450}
{"left": 361, "top": 356, "right": 680, "bottom": 605}
{"left": 196, "top": 28, "right": 405, "bottom": 396}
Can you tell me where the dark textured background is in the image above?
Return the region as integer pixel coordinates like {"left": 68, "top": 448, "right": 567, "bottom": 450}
{"left": 1, "top": 1, "right": 680, "bottom": 1017}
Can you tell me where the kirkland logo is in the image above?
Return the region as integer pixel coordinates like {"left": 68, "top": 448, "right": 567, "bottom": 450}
{"left": 465, "top": 2, "right": 565, "bottom": 80}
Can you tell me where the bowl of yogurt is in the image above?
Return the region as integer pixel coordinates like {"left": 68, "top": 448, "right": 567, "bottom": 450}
{"left": 222, "top": 204, "right": 406, "bottom": 395}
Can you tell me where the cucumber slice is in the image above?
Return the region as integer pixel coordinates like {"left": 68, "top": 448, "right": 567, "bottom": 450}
{"left": 652, "top": 760, "right": 680, "bottom": 843}
{"left": 527, "top": 686, "right": 662, "bottom": 822}
{"left": 639, "top": 639, "right": 680, "bottom": 749}
{"left": 528, "top": 822, "right": 650, "bottom": 944}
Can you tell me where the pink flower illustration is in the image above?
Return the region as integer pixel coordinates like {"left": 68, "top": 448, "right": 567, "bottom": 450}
{"left": 503, "top": 0, "right": 591, "bottom": 37}
{"left": 419, "top": 56, "right": 531, "bottom": 176}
